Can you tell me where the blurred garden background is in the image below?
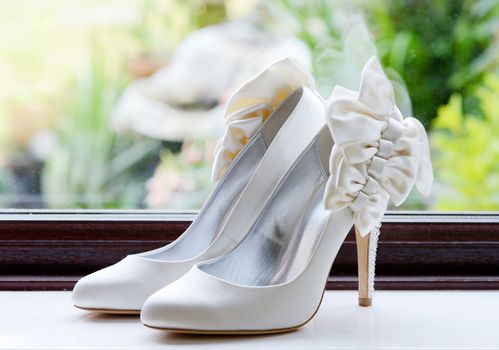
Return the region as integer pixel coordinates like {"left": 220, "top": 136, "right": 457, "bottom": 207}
{"left": 0, "top": 0, "right": 498, "bottom": 210}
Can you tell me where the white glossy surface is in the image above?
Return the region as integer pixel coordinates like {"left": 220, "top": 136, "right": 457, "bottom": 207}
{"left": 1, "top": 291, "right": 498, "bottom": 349}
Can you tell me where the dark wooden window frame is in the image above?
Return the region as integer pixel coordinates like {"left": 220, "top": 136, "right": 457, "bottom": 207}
{"left": 1, "top": 210, "right": 498, "bottom": 291}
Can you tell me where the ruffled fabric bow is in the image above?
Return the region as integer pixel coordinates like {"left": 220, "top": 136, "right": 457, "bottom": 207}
{"left": 324, "top": 56, "right": 433, "bottom": 236}
{"left": 212, "top": 58, "right": 315, "bottom": 182}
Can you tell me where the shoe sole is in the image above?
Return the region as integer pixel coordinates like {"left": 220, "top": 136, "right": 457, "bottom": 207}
{"left": 74, "top": 305, "right": 140, "bottom": 315}
{"left": 143, "top": 323, "right": 300, "bottom": 335}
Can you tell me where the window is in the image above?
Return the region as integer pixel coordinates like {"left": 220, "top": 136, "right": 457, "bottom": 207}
{"left": 1, "top": 0, "right": 498, "bottom": 211}
{"left": 0, "top": 1, "right": 498, "bottom": 290}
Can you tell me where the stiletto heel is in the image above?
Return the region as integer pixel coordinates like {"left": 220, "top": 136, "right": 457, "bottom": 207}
{"left": 356, "top": 222, "right": 381, "bottom": 307}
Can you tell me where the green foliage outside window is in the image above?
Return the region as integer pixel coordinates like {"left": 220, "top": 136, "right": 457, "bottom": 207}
{"left": 277, "top": 0, "right": 499, "bottom": 127}
{"left": 1, "top": 0, "right": 498, "bottom": 210}
{"left": 431, "top": 74, "right": 499, "bottom": 210}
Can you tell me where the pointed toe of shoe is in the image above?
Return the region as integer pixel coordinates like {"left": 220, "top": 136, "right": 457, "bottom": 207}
{"left": 140, "top": 295, "right": 181, "bottom": 329}
{"left": 72, "top": 274, "right": 100, "bottom": 310}
{"left": 71, "top": 267, "right": 139, "bottom": 312}
{"left": 72, "top": 256, "right": 183, "bottom": 312}
{"left": 140, "top": 269, "right": 226, "bottom": 331}
{"left": 140, "top": 286, "right": 214, "bottom": 331}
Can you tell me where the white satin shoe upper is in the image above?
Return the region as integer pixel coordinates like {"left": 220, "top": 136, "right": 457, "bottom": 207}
{"left": 141, "top": 126, "right": 339, "bottom": 331}
{"left": 140, "top": 56, "right": 433, "bottom": 332}
{"left": 72, "top": 58, "right": 325, "bottom": 312}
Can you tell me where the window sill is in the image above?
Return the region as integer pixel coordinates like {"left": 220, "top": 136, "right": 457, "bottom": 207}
{"left": 1, "top": 290, "right": 498, "bottom": 349}
{"left": 1, "top": 211, "right": 499, "bottom": 291}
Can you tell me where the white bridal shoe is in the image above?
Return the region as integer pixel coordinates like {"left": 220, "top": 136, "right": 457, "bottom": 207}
{"left": 72, "top": 58, "right": 325, "bottom": 313}
{"left": 140, "top": 56, "right": 433, "bottom": 333}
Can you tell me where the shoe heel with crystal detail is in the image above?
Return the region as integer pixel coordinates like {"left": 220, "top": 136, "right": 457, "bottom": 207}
{"left": 355, "top": 222, "right": 381, "bottom": 307}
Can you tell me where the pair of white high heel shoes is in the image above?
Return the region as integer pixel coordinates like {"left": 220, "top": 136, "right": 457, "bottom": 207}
{"left": 73, "top": 56, "right": 433, "bottom": 334}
